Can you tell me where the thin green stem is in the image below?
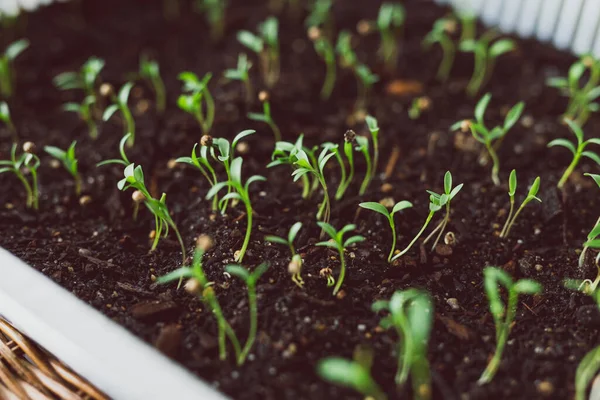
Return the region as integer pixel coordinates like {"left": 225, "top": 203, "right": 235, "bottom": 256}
{"left": 268, "top": 119, "right": 281, "bottom": 142}
{"left": 237, "top": 199, "right": 253, "bottom": 262}
{"left": 74, "top": 173, "right": 82, "bottom": 196}
{"left": 388, "top": 218, "right": 397, "bottom": 263}
{"left": 486, "top": 142, "right": 501, "bottom": 186}
{"left": 30, "top": 170, "right": 39, "bottom": 210}
{"left": 15, "top": 171, "right": 33, "bottom": 208}
{"left": 394, "top": 211, "right": 435, "bottom": 260}
{"left": 359, "top": 152, "right": 373, "bottom": 195}
{"left": 238, "top": 281, "right": 258, "bottom": 365}
{"left": 321, "top": 52, "right": 336, "bottom": 100}
{"left": 151, "top": 216, "right": 162, "bottom": 251}
{"left": 332, "top": 246, "right": 345, "bottom": 296}
{"left": 152, "top": 76, "right": 166, "bottom": 114}
{"left": 499, "top": 197, "right": 515, "bottom": 238}
{"left": 122, "top": 107, "right": 135, "bottom": 147}
{"left": 438, "top": 38, "right": 455, "bottom": 82}
{"left": 503, "top": 200, "right": 530, "bottom": 239}
{"left": 557, "top": 152, "right": 581, "bottom": 189}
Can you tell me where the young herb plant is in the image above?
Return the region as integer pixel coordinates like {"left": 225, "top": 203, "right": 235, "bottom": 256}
{"left": 248, "top": 91, "right": 281, "bottom": 142}
{"left": 0, "top": 101, "right": 16, "bottom": 140}
{"left": 365, "top": 115, "right": 380, "bottom": 182}
{"left": 268, "top": 135, "right": 318, "bottom": 199}
{"left": 0, "top": 39, "right": 29, "bottom": 98}
{"left": 196, "top": 0, "right": 226, "bottom": 41}
{"left": 372, "top": 288, "right": 433, "bottom": 399}
{"left": 322, "top": 138, "right": 355, "bottom": 201}
{"left": 375, "top": 2, "right": 405, "bottom": 72}
{"left": 451, "top": 93, "right": 524, "bottom": 186}
{"left": 103, "top": 82, "right": 136, "bottom": 147}
{"left": 317, "top": 357, "right": 387, "bottom": 400}
{"left": 356, "top": 135, "right": 373, "bottom": 195}
{"left": 96, "top": 133, "right": 131, "bottom": 168}
{"left": 479, "top": 267, "right": 542, "bottom": 385}
{"left": 224, "top": 53, "right": 253, "bottom": 104}
{"left": 579, "top": 173, "right": 600, "bottom": 269}
{"left": 54, "top": 56, "right": 105, "bottom": 98}
{"left": 44, "top": 141, "right": 82, "bottom": 195}
{"left": 63, "top": 96, "right": 98, "bottom": 139}
{"left": 499, "top": 170, "right": 542, "bottom": 238}
{"left": 575, "top": 346, "right": 600, "bottom": 400}
{"left": 178, "top": 72, "right": 215, "bottom": 135}
{"left": 237, "top": 17, "right": 280, "bottom": 87}
{"left": 0, "top": 142, "right": 40, "bottom": 209}
{"left": 139, "top": 55, "right": 166, "bottom": 114}
{"left": 308, "top": 27, "right": 336, "bottom": 100}
{"left": 293, "top": 147, "right": 336, "bottom": 224}
{"left": 315, "top": 222, "right": 365, "bottom": 296}
{"left": 423, "top": 17, "right": 456, "bottom": 82}
{"left": 206, "top": 157, "right": 265, "bottom": 262}
{"left": 265, "top": 222, "right": 304, "bottom": 287}
{"left": 547, "top": 118, "right": 600, "bottom": 189}
{"left": 176, "top": 142, "right": 219, "bottom": 211}
{"left": 359, "top": 200, "right": 413, "bottom": 262}
{"left": 422, "top": 171, "right": 463, "bottom": 251}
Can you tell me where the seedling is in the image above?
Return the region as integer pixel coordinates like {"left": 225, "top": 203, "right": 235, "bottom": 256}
{"left": 265, "top": 222, "right": 304, "bottom": 287}
{"left": 268, "top": 135, "right": 318, "bottom": 199}
{"left": 0, "top": 101, "right": 16, "bottom": 140}
{"left": 365, "top": 115, "right": 380, "bottom": 182}
{"left": 248, "top": 91, "right": 281, "bottom": 142}
{"left": 196, "top": 0, "right": 226, "bottom": 41}
{"left": 176, "top": 143, "right": 219, "bottom": 210}
{"left": 0, "top": 143, "right": 40, "bottom": 209}
{"left": 375, "top": 2, "right": 405, "bottom": 72}
{"left": 44, "top": 141, "right": 82, "bottom": 195}
{"left": 317, "top": 357, "right": 386, "bottom": 400}
{"left": 372, "top": 288, "right": 433, "bottom": 398}
{"left": 359, "top": 200, "right": 413, "bottom": 262}
{"left": 54, "top": 56, "right": 105, "bottom": 97}
{"left": 117, "top": 163, "right": 185, "bottom": 263}
{"left": 305, "top": 0, "right": 333, "bottom": 35}
{"left": 292, "top": 147, "right": 335, "bottom": 224}
{"left": 499, "top": 170, "right": 542, "bottom": 238}
{"left": 579, "top": 173, "right": 600, "bottom": 269}
{"left": 575, "top": 346, "right": 600, "bottom": 400}
{"left": 547, "top": 54, "right": 600, "bottom": 126}
{"left": 479, "top": 267, "right": 542, "bottom": 385}
{"left": 422, "top": 171, "right": 464, "bottom": 251}
{"left": 139, "top": 55, "right": 166, "bottom": 114}
{"left": 96, "top": 133, "right": 132, "bottom": 167}
{"left": 423, "top": 17, "right": 456, "bottom": 82}
{"left": 547, "top": 118, "right": 600, "bottom": 189}
{"left": 458, "top": 12, "right": 476, "bottom": 43}
{"left": 178, "top": 72, "right": 215, "bottom": 135}
{"left": 459, "top": 32, "right": 516, "bottom": 96}
{"left": 315, "top": 222, "right": 365, "bottom": 296}
{"left": 206, "top": 157, "right": 265, "bottom": 262}
{"left": 308, "top": 27, "right": 336, "bottom": 100}
{"left": 103, "top": 82, "right": 136, "bottom": 147}
{"left": 451, "top": 93, "right": 524, "bottom": 186}
{"left": 356, "top": 136, "right": 373, "bottom": 195}
{"left": 224, "top": 53, "right": 253, "bottom": 104}
{"left": 0, "top": 39, "right": 29, "bottom": 98}
{"left": 565, "top": 265, "right": 600, "bottom": 308}
{"left": 237, "top": 17, "right": 280, "bottom": 87}
{"left": 63, "top": 96, "right": 98, "bottom": 139}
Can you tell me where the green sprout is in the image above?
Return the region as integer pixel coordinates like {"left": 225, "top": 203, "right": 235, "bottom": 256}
{"left": 248, "top": 91, "right": 281, "bottom": 142}
{"left": 458, "top": 12, "right": 476, "bottom": 43}
{"left": 293, "top": 146, "right": 335, "bottom": 224}
{"left": 575, "top": 346, "right": 600, "bottom": 400}
{"left": 547, "top": 118, "right": 600, "bottom": 189}
{"left": 375, "top": 2, "right": 405, "bottom": 72}
{"left": 63, "top": 96, "right": 98, "bottom": 139}
{"left": 103, "top": 82, "right": 136, "bottom": 147}
{"left": 317, "top": 357, "right": 386, "bottom": 400}
{"left": 565, "top": 265, "right": 600, "bottom": 307}
{"left": 44, "top": 141, "right": 82, "bottom": 196}
{"left": 459, "top": 32, "right": 516, "bottom": 96}
{"left": 0, "top": 101, "right": 16, "bottom": 140}
{"left": 547, "top": 54, "right": 600, "bottom": 126}
{"left": 305, "top": 0, "right": 333, "bottom": 35}
{"left": 206, "top": 157, "right": 265, "bottom": 262}
{"left": 0, "top": 39, "right": 29, "bottom": 98}
{"left": 359, "top": 200, "right": 413, "bottom": 262}
{"left": 579, "top": 173, "right": 600, "bottom": 269}
{"left": 265, "top": 222, "right": 304, "bottom": 288}
{"left": 139, "top": 55, "right": 166, "bottom": 114}
{"left": 479, "top": 267, "right": 542, "bottom": 385}
{"left": 423, "top": 17, "right": 456, "bottom": 82}
{"left": 365, "top": 115, "right": 380, "bottom": 182}
{"left": 356, "top": 136, "right": 373, "bottom": 195}
{"left": 54, "top": 56, "right": 105, "bottom": 98}
{"left": 422, "top": 171, "right": 463, "bottom": 250}
{"left": 176, "top": 142, "right": 219, "bottom": 211}
{"left": 196, "top": 0, "right": 226, "bottom": 41}
{"left": 451, "top": 93, "right": 524, "bottom": 186}
{"left": 117, "top": 163, "right": 185, "bottom": 263}
{"left": 237, "top": 17, "right": 280, "bottom": 88}
{"left": 0, "top": 143, "right": 39, "bottom": 209}
{"left": 224, "top": 53, "right": 253, "bottom": 104}
{"left": 178, "top": 72, "right": 215, "bottom": 135}
{"left": 308, "top": 27, "right": 336, "bottom": 100}
{"left": 372, "top": 289, "right": 433, "bottom": 399}
{"left": 315, "top": 222, "right": 365, "bottom": 296}
{"left": 97, "top": 133, "right": 131, "bottom": 168}
{"left": 499, "top": 170, "right": 542, "bottom": 239}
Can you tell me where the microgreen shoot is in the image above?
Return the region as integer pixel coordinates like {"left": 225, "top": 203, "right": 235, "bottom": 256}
{"left": 308, "top": 26, "right": 336, "bottom": 100}
{"left": 458, "top": 12, "right": 476, "bottom": 43}
{"left": 359, "top": 200, "right": 413, "bottom": 262}
{"left": 459, "top": 32, "right": 516, "bottom": 96}
{"left": 206, "top": 157, "right": 265, "bottom": 262}
{"left": 267, "top": 135, "right": 318, "bottom": 199}
{"left": 237, "top": 17, "right": 280, "bottom": 88}
{"left": 224, "top": 53, "right": 254, "bottom": 104}
{"left": 579, "top": 173, "right": 600, "bottom": 269}
{"left": 54, "top": 56, "right": 104, "bottom": 98}
{"left": 376, "top": 2, "right": 405, "bottom": 72}
{"left": 423, "top": 17, "right": 456, "bottom": 82}
{"left": 103, "top": 82, "right": 136, "bottom": 147}
{"left": 96, "top": 133, "right": 131, "bottom": 168}
{"left": 63, "top": 96, "right": 98, "bottom": 139}
{"left": 322, "top": 138, "right": 354, "bottom": 200}
{"left": 565, "top": 265, "right": 600, "bottom": 308}
{"left": 248, "top": 91, "right": 281, "bottom": 142}
{"left": 139, "top": 55, "right": 166, "bottom": 114}
{"left": 372, "top": 288, "right": 433, "bottom": 398}
{"left": 0, "top": 101, "right": 16, "bottom": 140}
{"left": 365, "top": 115, "right": 380, "bottom": 182}
{"left": 293, "top": 146, "right": 335, "bottom": 224}
{"left": 44, "top": 141, "right": 82, "bottom": 195}
{"left": 547, "top": 118, "right": 600, "bottom": 189}
{"left": 178, "top": 72, "right": 215, "bottom": 135}
{"left": 265, "top": 222, "right": 304, "bottom": 287}
{"left": 499, "top": 170, "right": 542, "bottom": 238}
{"left": 196, "top": 0, "right": 226, "bottom": 41}
{"left": 547, "top": 54, "right": 600, "bottom": 126}
{"left": 317, "top": 357, "right": 386, "bottom": 400}
{"left": 422, "top": 171, "right": 463, "bottom": 250}
{"left": 0, "top": 143, "right": 40, "bottom": 209}
{"left": 356, "top": 135, "right": 373, "bottom": 195}
{"left": 479, "top": 267, "right": 542, "bottom": 385}
{"left": 451, "top": 93, "right": 524, "bottom": 186}
{"left": 575, "top": 346, "right": 600, "bottom": 400}
{"left": 0, "top": 39, "right": 29, "bottom": 98}
{"left": 176, "top": 142, "right": 219, "bottom": 211}
{"left": 315, "top": 222, "right": 365, "bottom": 296}
{"left": 305, "top": 0, "right": 333, "bottom": 36}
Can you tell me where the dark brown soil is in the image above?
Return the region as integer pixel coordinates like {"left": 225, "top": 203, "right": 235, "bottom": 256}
{"left": 1, "top": 0, "right": 599, "bottom": 399}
